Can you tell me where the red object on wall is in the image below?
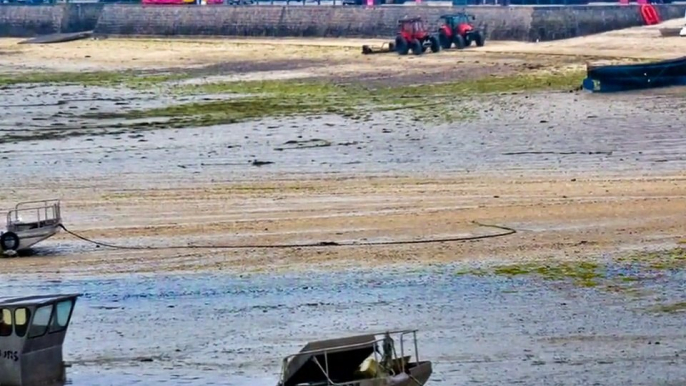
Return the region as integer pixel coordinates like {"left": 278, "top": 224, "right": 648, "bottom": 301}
{"left": 640, "top": 4, "right": 661, "bottom": 25}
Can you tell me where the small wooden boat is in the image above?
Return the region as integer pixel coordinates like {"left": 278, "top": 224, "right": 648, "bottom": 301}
{"left": 277, "top": 329, "right": 432, "bottom": 386}
{"left": 1, "top": 199, "right": 62, "bottom": 257}
{"left": 582, "top": 56, "right": 686, "bottom": 92}
{"left": 659, "top": 27, "right": 682, "bottom": 37}
{"left": 18, "top": 31, "right": 93, "bottom": 45}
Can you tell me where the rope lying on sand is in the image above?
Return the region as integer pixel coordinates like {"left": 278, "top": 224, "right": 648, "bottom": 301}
{"left": 58, "top": 221, "right": 516, "bottom": 251}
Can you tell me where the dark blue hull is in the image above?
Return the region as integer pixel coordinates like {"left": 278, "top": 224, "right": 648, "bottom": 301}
{"left": 582, "top": 56, "right": 686, "bottom": 93}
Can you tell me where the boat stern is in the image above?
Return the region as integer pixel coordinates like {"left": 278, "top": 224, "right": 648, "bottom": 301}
{"left": 408, "top": 361, "right": 432, "bottom": 385}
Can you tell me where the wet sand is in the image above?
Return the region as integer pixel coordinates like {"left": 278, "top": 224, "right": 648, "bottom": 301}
{"left": 3, "top": 267, "right": 686, "bottom": 386}
{"left": 1, "top": 21, "right": 686, "bottom": 386}
{"left": 2, "top": 87, "right": 686, "bottom": 276}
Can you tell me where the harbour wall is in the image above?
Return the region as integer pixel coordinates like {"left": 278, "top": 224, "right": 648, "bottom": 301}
{"left": 0, "top": 3, "right": 103, "bottom": 37}
{"left": 0, "top": 3, "right": 685, "bottom": 42}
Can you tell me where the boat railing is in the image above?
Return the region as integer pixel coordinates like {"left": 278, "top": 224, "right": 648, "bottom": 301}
{"left": 14, "top": 199, "right": 61, "bottom": 212}
{"left": 279, "top": 329, "right": 420, "bottom": 386}
{"left": 6, "top": 199, "right": 61, "bottom": 229}
{"left": 398, "top": 330, "right": 420, "bottom": 371}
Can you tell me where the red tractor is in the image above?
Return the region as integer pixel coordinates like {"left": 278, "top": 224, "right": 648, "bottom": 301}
{"left": 394, "top": 17, "right": 441, "bottom": 56}
{"left": 437, "top": 13, "right": 485, "bottom": 50}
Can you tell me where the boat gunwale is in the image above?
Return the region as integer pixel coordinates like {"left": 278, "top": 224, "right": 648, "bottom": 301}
{"left": 586, "top": 56, "right": 686, "bottom": 72}
{"left": 282, "top": 329, "right": 419, "bottom": 361}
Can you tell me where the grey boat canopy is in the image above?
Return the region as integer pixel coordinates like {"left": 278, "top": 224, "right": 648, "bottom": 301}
{"left": 0, "top": 293, "right": 81, "bottom": 386}
{"left": 278, "top": 329, "right": 422, "bottom": 386}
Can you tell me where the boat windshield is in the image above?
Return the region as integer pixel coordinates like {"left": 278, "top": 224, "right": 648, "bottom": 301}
{"left": 0, "top": 309, "right": 12, "bottom": 337}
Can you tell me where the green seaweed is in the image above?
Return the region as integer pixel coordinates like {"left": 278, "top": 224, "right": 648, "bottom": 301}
{"left": 0, "top": 128, "right": 130, "bottom": 145}
{"left": 618, "top": 248, "right": 686, "bottom": 270}
{"left": 84, "top": 96, "right": 355, "bottom": 128}
{"left": 381, "top": 69, "right": 584, "bottom": 97}
{"left": 455, "top": 247, "right": 686, "bottom": 295}
{"left": 0, "top": 71, "right": 188, "bottom": 88}
{"left": 651, "top": 302, "right": 686, "bottom": 314}
{"left": 176, "top": 79, "right": 345, "bottom": 97}
{"left": 649, "top": 301, "right": 686, "bottom": 314}
{"left": 3, "top": 67, "right": 586, "bottom": 135}
{"left": 484, "top": 261, "right": 602, "bottom": 287}
{"left": 173, "top": 69, "right": 585, "bottom": 97}
{"left": 99, "top": 69, "right": 583, "bottom": 128}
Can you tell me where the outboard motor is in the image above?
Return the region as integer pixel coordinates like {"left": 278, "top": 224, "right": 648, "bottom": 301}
{"left": 0, "top": 294, "right": 81, "bottom": 386}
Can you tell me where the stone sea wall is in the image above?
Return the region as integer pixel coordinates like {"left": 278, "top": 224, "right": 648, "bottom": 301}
{"left": 0, "top": 3, "right": 684, "bottom": 42}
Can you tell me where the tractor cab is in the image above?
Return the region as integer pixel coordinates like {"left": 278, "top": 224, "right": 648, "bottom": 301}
{"left": 397, "top": 17, "right": 429, "bottom": 41}
{"left": 0, "top": 294, "right": 81, "bottom": 386}
{"left": 440, "top": 13, "right": 475, "bottom": 35}
{"left": 437, "top": 13, "right": 484, "bottom": 50}
{"left": 395, "top": 17, "right": 440, "bottom": 55}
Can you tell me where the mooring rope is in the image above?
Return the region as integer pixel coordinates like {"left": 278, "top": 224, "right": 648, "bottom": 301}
{"left": 58, "top": 221, "right": 516, "bottom": 250}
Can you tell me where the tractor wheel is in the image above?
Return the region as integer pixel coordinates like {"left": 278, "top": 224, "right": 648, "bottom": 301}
{"left": 454, "top": 34, "right": 466, "bottom": 50}
{"left": 438, "top": 31, "right": 452, "bottom": 50}
{"left": 395, "top": 36, "right": 409, "bottom": 56}
{"left": 474, "top": 31, "right": 485, "bottom": 47}
{"left": 429, "top": 35, "right": 441, "bottom": 53}
{"left": 410, "top": 39, "right": 423, "bottom": 55}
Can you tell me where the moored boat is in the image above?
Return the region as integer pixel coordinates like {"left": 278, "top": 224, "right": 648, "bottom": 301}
{"left": 1, "top": 199, "right": 62, "bottom": 257}
{"left": 659, "top": 27, "right": 681, "bottom": 37}
{"left": 277, "top": 329, "right": 432, "bottom": 386}
{"left": 582, "top": 56, "right": 686, "bottom": 92}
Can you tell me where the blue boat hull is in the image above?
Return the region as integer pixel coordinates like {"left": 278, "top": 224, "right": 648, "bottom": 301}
{"left": 583, "top": 75, "right": 686, "bottom": 93}
{"left": 582, "top": 56, "right": 686, "bottom": 93}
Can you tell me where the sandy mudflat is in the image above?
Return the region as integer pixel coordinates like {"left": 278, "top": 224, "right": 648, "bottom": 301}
{"left": 1, "top": 20, "right": 686, "bottom": 386}
{"left": 1, "top": 21, "right": 686, "bottom": 275}
{"left": 2, "top": 174, "right": 686, "bottom": 277}
{"left": 1, "top": 88, "right": 686, "bottom": 276}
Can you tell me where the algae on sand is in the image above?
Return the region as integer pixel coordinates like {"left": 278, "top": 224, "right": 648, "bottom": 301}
{"left": 456, "top": 247, "right": 686, "bottom": 295}
{"left": 651, "top": 302, "right": 686, "bottom": 314}
{"left": 93, "top": 68, "right": 585, "bottom": 129}
{"left": 3, "top": 67, "right": 586, "bottom": 138}
{"left": 459, "top": 260, "right": 603, "bottom": 287}
{"left": 0, "top": 71, "right": 187, "bottom": 88}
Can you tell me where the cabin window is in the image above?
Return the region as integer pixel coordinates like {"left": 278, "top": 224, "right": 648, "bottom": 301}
{"left": 0, "top": 309, "right": 12, "bottom": 337}
{"left": 28, "top": 304, "right": 54, "bottom": 339}
{"left": 14, "top": 308, "right": 31, "bottom": 337}
{"left": 49, "top": 299, "right": 74, "bottom": 333}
